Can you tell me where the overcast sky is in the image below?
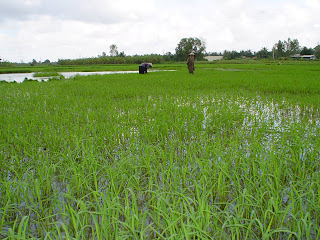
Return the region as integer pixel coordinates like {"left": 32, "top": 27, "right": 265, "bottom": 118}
{"left": 0, "top": 0, "right": 319, "bottom": 62}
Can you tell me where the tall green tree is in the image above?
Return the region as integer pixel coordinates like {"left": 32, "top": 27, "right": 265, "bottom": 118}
{"left": 30, "top": 59, "right": 38, "bottom": 66}
{"left": 300, "top": 46, "right": 315, "bottom": 55}
{"left": 240, "top": 50, "right": 254, "bottom": 58}
{"left": 274, "top": 38, "right": 300, "bottom": 58}
{"left": 256, "top": 47, "right": 271, "bottom": 59}
{"left": 223, "top": 50, "right": 241, "bottom": 60}
{"left": 175, "top": 37, "right": 206, "bottom": 61}
{"left": 109, "top": 44, "right": 119, "bottom": 57}
{"left": 285, "top": 38, "right": 300, "bottom": 56}
{"left": 274, "top": 40, "right": 285, "bottom": 58}
{"left": 314, "top": 45, "right": 320, "bottom": 59}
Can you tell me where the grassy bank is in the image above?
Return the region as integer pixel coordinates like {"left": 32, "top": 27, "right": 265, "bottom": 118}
{"left": 32, "top": 72, "right": 61, "bottom": 77}
{"left": 0, "top": 64, "right": 138, "bottom": 74}
{"left": 0, "top": 62, "right": 320, "bottom": 239}
{"left": 0, "top": 63, "right": 182, "bottom": 74}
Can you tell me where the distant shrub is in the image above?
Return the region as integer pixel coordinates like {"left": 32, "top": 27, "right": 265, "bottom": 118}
{"left": 0, "top": 61, "right": 14, "bottom": 67}
{"left": 33, "top": 72, "right": 60, "bottom": 77}
{"left": 57, "top": 55, "right": 167, "bottom": 65}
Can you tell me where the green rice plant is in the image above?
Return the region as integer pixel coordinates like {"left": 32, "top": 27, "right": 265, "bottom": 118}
{"left": 0, "top": 62, "right": 320, "bottom": 238}
{"left": 33, "top": 72, "right": 60, "bottom": 77}
{"left": 5, "top": 216, "right": 30, "bottom": 239}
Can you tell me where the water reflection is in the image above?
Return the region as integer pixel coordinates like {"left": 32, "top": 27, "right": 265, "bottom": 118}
{"left": 2, "top": 93, "right": 319, "bottom": 238}
{"left": 0, "top": 70, "right": 175, "bottom": 83}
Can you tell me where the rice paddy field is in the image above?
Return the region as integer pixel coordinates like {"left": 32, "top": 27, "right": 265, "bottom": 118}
{"left": 1, "top": 61, "right": 320, "bottom": 239}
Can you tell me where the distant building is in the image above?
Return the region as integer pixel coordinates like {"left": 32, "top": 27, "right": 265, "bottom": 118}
{"left": 291, "top": 54, "right": 316, "bottom": 60}
{"left": 204, "top": 56, "right": 224, "bottom": 61}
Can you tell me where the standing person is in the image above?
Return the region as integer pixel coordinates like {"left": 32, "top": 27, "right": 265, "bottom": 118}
{"left": 139, "top": 62, "right": 152, "bottom": 74}
{"left": 187, "top": 52, "right": 195, "bottom": 74}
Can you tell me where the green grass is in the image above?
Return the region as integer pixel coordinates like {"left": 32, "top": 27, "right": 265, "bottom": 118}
{"left": 0, "top": 62, "right": 320, "bottom": 239}
{"left": 33, "top": 72, "right": 61, "bottom": 77}
{"left": 0, "top": 64, "right": 148, "bottom": 74}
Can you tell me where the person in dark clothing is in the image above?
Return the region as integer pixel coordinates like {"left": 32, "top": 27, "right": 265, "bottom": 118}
{"left": 187, "top": 52, "right": 195, "bottom": 74}
{"left": 139, "top": 62, "right": 152, "bottom": 74}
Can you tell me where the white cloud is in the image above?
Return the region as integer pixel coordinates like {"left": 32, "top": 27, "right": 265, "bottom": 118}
{"left": 0, "top": 0, "right": 319, "bottom": 62}
{"left": 0, "top": 0, "right": 156, "bottom": 23}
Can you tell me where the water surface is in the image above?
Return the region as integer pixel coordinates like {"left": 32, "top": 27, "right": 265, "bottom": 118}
{"left": 0, "top": 70, "right": 173, "bottom": 83}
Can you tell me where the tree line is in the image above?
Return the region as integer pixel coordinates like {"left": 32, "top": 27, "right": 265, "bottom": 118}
{"left": 2, "top": 37, "right": 319, "bottom": 66}
{"left": 57, "top": 54, "right": 167, "bottom": 65}
{"left": 57, "top": 38, "right": 320, "bottom": 65}
{"left": 219, "top": 38, "right": 320, "bottom": 60}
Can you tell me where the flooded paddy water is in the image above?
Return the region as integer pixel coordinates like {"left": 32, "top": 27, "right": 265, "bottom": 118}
{"left": 0, "top": 64, "right": 319, "bottom": 238}
{"left": 0, "top": 70, "right": 175, "bottom": 83}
